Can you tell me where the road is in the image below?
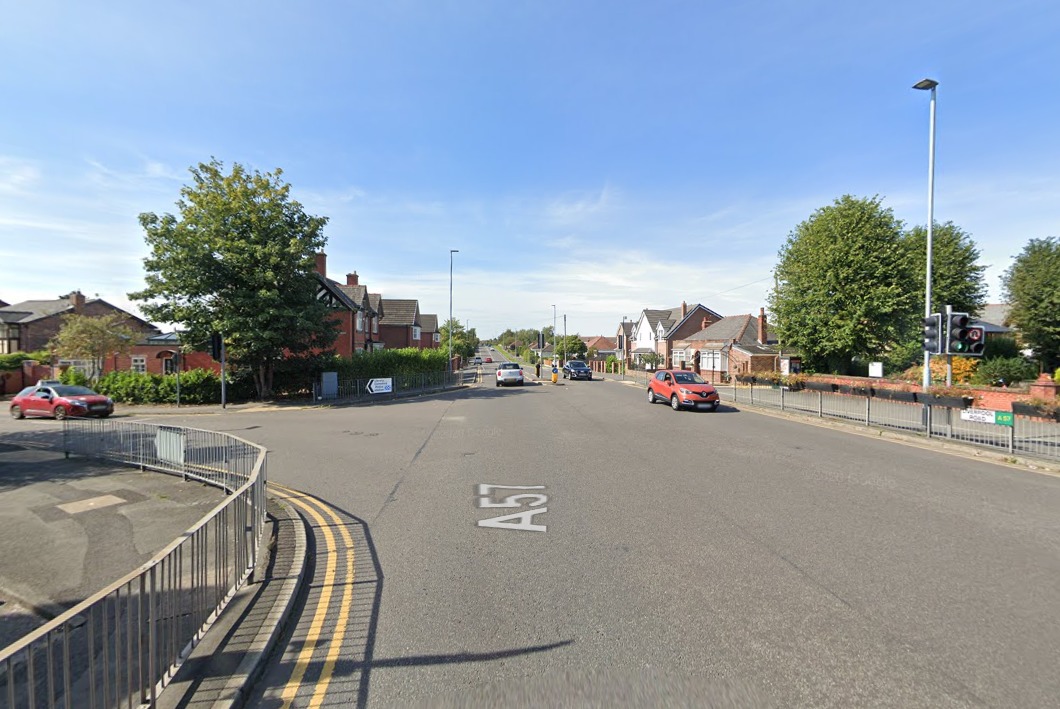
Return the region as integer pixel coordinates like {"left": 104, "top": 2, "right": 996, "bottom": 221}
{"left": 131, "top": 353, "right": 1060, "bottom": 707}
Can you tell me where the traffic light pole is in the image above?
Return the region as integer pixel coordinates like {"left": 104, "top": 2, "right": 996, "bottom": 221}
{"left": 945, "top": 304, "right": 953, "bottom": 387}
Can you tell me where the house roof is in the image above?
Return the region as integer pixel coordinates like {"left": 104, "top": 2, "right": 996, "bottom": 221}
{"left": 975, "top": 303, "right": 1012, "bottom": 334}
{"left": 368, "top": 294, "right": 384, "bottom": 318}
{"left": 733, "top": 343, "right": 783, "bottom": 356}
{"left": 684, "top": 314, "right": 776, "bottom": 346}
{"left": 617, "top": 321, "right": 634, "bottom": 338}
{"left": 379, "top": 299, "right": 420, "bottom": 327}
{"left": 419, "top": 313, "right": 438, "bottom": 332}
{"left": 315, "top": 274, "right": 360, "bottom": 311}
{"left": 337, "top": 283, "right": 372, "bottom": 313}
{"left": 640, "top": 304, "right": 724, "bottom": 338}
{"left": 585, "top": 336, "right": 617, "bottom": 351}
{"left": 0, "top": 295, "right": 156, "bottom": 330}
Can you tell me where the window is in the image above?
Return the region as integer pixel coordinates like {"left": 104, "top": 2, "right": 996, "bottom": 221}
{"left": 703, "top": 350, "right": 724, "bottom": 371}
{"left": 433, "top": 332, "right": 440, "bottom": 343}
{"left": 372, "top": 317, "right": 378, "bottom": 334}
{"left": 672, "top": 350, "right": 686, "bottom": 367}
{"left": 131, "top": 355, "right": 147, "bottom": 374}
{"left": 163, "top": 357, "right": 177, "bottom": 375}
{"left": 412, "top": 326, "right": 421, "bottom": 341}
{"left": 356, "top": 312, "right": 364, "bottom": 332}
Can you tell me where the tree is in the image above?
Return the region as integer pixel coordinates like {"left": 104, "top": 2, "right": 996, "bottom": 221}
{"left": 50, "top": 313, "right": 139, "bottom": 382}
{"left": 768, "top": 195, "right": 917, "bottom": 373}
{"left": 1002, "top": 236, "right": 1060, "bottom": 370}
{"left": 884, "top": 221, "right": 988, "bottom": 371}
{"left": 904, "top": 221, "right": 988, "bottom": 315}
{"left": 130, "top": 159, "right": 336, "bottom": 399}
{"left": 554, "top": 335, "right": 587, "bottom": 361}
{"left": 439, "top": 319, "right": 477, "bottom": 361}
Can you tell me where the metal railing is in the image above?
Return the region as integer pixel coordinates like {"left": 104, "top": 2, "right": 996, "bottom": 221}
{"left": 722, "top": 383, "right": 1060, "bottom": 462}
{"left": 314, "top": 370, "right": 459, "bottom": 402}
{"left": 1, "top": 419, "right": 268, "bottom": 709}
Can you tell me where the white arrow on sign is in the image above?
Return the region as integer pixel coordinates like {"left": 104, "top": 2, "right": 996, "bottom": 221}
{"left": 366, "top": 377, "right": 393, "bottom": 394}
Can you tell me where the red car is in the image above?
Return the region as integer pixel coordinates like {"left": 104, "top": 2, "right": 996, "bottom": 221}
{"left": 647, "top": 370, "right": 720, "bottom": 411}
{"left": 484, "top": 357, "right": 493, "bottom": 363}
{"left": 10, "top": 384, "right": 114, "bottom": 420}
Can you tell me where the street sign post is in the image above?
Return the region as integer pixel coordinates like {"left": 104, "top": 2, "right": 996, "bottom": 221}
{"left": 366, "top": 377, "right": 393, "bottom": 395}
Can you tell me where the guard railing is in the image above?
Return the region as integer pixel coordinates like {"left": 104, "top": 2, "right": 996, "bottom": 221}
{"left": 0, "top": 419, "right": 267, "bottom": 709}
{"left": 721, "top": 383, "right": 1060, "bottom": 462}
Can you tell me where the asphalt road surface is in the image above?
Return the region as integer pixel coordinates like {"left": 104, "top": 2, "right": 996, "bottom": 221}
{"left": 136, "top": 369, "right": 1060, "bottom": 707}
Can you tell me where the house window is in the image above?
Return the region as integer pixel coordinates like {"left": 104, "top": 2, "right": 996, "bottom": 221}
{"left": 412, "top": 326, "right": 421, "bottom": 341}
{"left": 356, "top": 312, "right": 364, "bottom": 332}
{"left": 703, "top": 350, "right": 724, "bottom": 371}
{"left": 433, "top": 332, "right": 440, "bottom": 343}
{"left": 131, "top": 356, "right": 147, "bottom": 374}
{"left": 672, "top": 350, "right": 686, "bottom": 367}
{"left": 372, "top": 318, "right": 378, "bottom": 334}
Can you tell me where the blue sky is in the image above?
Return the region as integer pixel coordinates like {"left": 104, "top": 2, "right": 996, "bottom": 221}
{"left": 2, "top": 1, "right": 1057, "bottom": 338}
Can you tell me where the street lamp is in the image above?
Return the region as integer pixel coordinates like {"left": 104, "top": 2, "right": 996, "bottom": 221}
{"left": 449, "top": 249, "right": 459, "bottom": 374}
{"left": 552, "top": 304, "right": 557, "bottom": 366}
{"left": 913, "top": 78, "right": 938, "bottom": 391}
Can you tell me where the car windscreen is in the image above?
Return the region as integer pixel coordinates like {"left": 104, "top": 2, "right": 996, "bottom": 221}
{"left": 499, "top": 363, "right": 520, "bottom": 369}
{"left": 569, "top": 362, "right": 588, "bottom": 368}
{"left": 672, "top": 372, "right": 706, "bottom": 384}
{"left": 52, "top": 386, "right": 97, "bottom": 396}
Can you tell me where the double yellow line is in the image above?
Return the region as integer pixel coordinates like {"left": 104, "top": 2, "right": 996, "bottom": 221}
{"left": 271, "top": 483, "right": 356, "bottom": 708}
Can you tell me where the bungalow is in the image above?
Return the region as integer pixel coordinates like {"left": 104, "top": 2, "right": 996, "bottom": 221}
{"left": 674, "top": 308, "right": 791, "bottom": 381}
{"left": 0, "top": 291, "right": 159, "bottom": 356}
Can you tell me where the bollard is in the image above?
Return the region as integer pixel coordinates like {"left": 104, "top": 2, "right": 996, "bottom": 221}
{"left": 551, "top": 366, "right": 559, "bottom": 384}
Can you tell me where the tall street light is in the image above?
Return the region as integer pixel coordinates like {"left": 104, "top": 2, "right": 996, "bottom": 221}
{"left": 913, "top": 78, "right": 938, "bottom": 391}
{"left": 449, "top": 249, "right": 459, "bottom": 374}
{"left": 552, "top": 304, "right": 557, "bottom": 367}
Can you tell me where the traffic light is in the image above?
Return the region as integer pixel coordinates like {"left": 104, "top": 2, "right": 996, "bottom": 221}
{"left": 922, "top": 314, "right": 942, "bottom": 354}
{"left": 946, "top": 312, "right": 972, "bottom": 354}
{"left": 209, "top": 333, "right": 223, "bottom": 361}
{"left": 965, "top": 325, "right": 986, "bottom": 356}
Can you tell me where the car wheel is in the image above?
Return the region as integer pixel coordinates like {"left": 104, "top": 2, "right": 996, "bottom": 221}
{"left": 53, "top": 405, "right": 68, "bottom": 420}
{"left": 10, "top": 405, "right": 24, "bottom": 420}
{"left": 670, "top": 395, "right": 681, "bottom": 411}
{"left": 495, "top": 381, "right": 500, "bottom": 387}
{"left": 647, "top": 388, "right": 655, "bottom": 404}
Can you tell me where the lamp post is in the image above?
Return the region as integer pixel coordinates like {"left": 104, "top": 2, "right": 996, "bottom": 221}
{"left": 449, "top": 249, "right": 458, "bottom": 374}
{"left": 552, "top": 304, "right": 557, "bottom": 366}
{"left": 913, "top": 78, "right": 938, "bottom": 391}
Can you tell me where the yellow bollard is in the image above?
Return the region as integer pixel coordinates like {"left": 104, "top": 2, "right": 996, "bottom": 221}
{"left": 551, "top": 366, "right": 559, "bottom": 384}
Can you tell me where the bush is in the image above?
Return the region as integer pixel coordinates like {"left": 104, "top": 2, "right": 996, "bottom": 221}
{"left": 971, "top": 357, "right": 1038, "bottom": 387}
{"left": 95, "top": 369, "right": 224, "bottom": 404}
{"left": 0, "top": 350, "right": 52, "bottom": 370}
{"left": 60, "top": 367, "right": 89, "bottom": 386}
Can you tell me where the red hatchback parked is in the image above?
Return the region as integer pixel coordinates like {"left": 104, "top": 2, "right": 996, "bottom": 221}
{"left": 10, "top": 385, "right": 114, "bottom": 420}
{"left": 647, "top": 370, "right": 721, "bottom": 411}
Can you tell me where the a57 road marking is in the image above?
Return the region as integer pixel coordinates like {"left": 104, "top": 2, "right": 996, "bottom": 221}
{"left": 476, "top": 484, "right": 548, "bottom": 532}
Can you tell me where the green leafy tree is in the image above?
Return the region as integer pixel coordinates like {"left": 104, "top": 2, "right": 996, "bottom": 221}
{"left": 130, "top": 159, "right": 336, "bottom": 399}
{"left": 1002, "top": 236, "right": 1060, "bottom": 370}
{"left": 904, "top": 221, "right": 988, "bottom": 316}
{"left": 439, "top": 319, "right": 477, "bottom": 361}
{"left": 555, "top": 335, "right": 587, "bottom": 361}
{"left": 49, "top": 313, "right": 140, "bottom": 382}
{"left": 768, "top": 195, "right": 917, "bottom": 374}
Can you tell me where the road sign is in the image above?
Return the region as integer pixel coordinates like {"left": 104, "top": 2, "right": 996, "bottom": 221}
{"left": 366, "top": 377, "right": 393, "bottom": 395}
{"left": 959, "top": 409, "right": 1014, "bottom": 427}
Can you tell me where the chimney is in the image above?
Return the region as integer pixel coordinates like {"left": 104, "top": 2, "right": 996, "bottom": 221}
{"left": 758, "top": 308, "right": 767, "bottom": 344}
{"left": 346, "top": 271, "right": 359, "bottom": 286}
{"left": 314, "top": 252, "right": 327, "bottom": 277}
{"left": 681, "top": 301, "right": 687, "bottom": 318}
{"left": 71, "top": 291, "right": 85, "bottom": 313}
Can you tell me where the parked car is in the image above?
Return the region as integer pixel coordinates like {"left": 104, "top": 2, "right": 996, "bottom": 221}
{"left": 496, "top": 362, "right": 524, "bottom": 387}
{"left": 10, "top": 384, "right": 115, "bottom": 420}
{"left": 647, "top": 370, "right": 720, "bottom": 411}
{"left": 562, "top": 360, "right": 593, "bottom": 380}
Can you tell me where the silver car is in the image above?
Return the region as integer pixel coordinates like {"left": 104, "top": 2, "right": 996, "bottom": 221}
{"left": 495, "top": 362, "right": 524, "bottom": 387}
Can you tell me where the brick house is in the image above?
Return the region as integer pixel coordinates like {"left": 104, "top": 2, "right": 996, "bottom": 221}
{"left": 627, "top": 302, "right": 723, "bottom": 368}
{"left": 378, "top": 299, "right": 423, "bottom": 349}
{"left": 419, "top": 313, "right": 441, "bottom": 349}
{"left": 0, "top": 291, "right": 159, "bottom": 355}
{"left": 674, "top": 308, "right": 786, "bottom": 380}
{"left": 103, "top": 332, "right": 221, "bottom": 377}
{"left": 312, "top": 253, "right": 380, "bottom": 356}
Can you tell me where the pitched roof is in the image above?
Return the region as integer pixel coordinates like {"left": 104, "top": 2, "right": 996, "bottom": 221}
{"left": 368, "top": 294, "right": 384, "bottom": 318}
{"left": 585, "top": 336, "right": 617, "bottom": 351}
{"left": 379, "top": 299, "right": 420, "bottom": 327}
{"left": 315, "top": 274, "right": 360, "bottom": 311}
{"left": 975, "top": 303, "right": 1012, "bottom": 334}
{"left": 338, "top": 283, "right": 371, "bottom": 312}
{"left": 685, "top": 314, "right": 776, "bottom": 345}
{"left": 0, "top": 295, "right": 156, "bottom": 330}
{"left": 617, "top": 321, "right": 634, "bottom": 338}
{"left": 419, "top": 313, "right": 438, "bottom": 332}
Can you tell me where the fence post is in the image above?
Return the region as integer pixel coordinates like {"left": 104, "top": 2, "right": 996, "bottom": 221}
{"left": 817, "top": 391, "right": 823, "bottom": 418}
{"left": 865, "top": 395, "right": 871, "bottom": 425}
{"left": 1008, "top": 420, "right": 1015, "bottom": 454}
{"left": 780, "top": 386, "right": 785, "bottom": 412}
